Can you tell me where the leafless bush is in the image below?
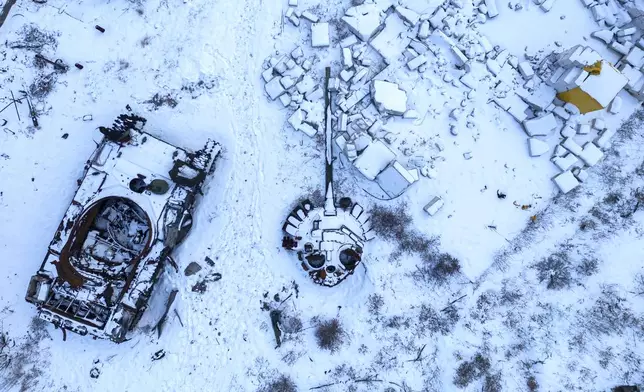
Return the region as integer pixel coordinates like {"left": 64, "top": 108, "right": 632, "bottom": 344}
{"left": 384, "top": 315, "right": 410, "bottom": 330}
{"left": 367, "top": 293, "right": 384, "bottom": 316}
{"left": 418, "top": 304, "right": 459, "bottom": 336}
{"left": 532, "top": 252, "right": 573, "bottom": 290}
{"left": 482, "top": 372, "right": 502, "bottom": 392}
{"left": 453, "top": 353, "right": 491, "bottom": 388}
{"left": 315, "top": 318, "right": 345, "bottom": 353}
{"left": 0, "top": 317, "right": 50, "bottom": 391}
{"left": 258, "top": 374, "right": 297, "bottom": 392}
{"left": 634, "top": 273, "right": 644, "bottom": 296}
{"left": 369, "top": 204, "right": 412, "bottom": 241}
{"left": 8, "top": 24, "right": 58, "bottom": 52}
{"left": 582, "top": 286, "right": 639, "bottom": 336}
{"left": 575, "top": 258, "right": 599, "bottom": 277}
{"left": 599, "top": 347, "right": 614, "bottom": 369}
{"left": 526, "top": 376, "right": 538, "bottom": 391}
{"left": 29, "top": 73, "right": 57, "bottom": 100}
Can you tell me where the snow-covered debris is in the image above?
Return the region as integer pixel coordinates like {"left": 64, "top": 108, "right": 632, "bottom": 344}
{"left": 423, "top": 196, "right": 444, "bottom": 216}
{"left": 342, "top": 48, "right": 353, "bottom": 68}
{"left": 485, "top": 0, "right": 499, "bottom": 18}
{"left": 311, "top": 23, "right": 330, "bottom": 47}
{"left": 302, "top": 11, "right": 319, "bottom": 23}
{"left": 352, "top": 139, "right": 396, "bottom": 180}
{"left": 522, "top": 113, "right": 558, "bottom": 136}
{"left": 609, "top": 96, "right": 623, "bottom": 114}
{"left": 342, "top": 3, "right": 383, "bottom": 42}
{"left": 395, "top": 6, "right": 420, "bottom": 26}
{"left": 561, "top": 137, "right": 583, "bottom": 156}
{"left": 518, "top": 62, "right": 534, "bottom": 79}
{"left": 265, "top": 77, "right": 286, "bottom": 100}
{"left": 591, "top": 29, "right": 614, "bottom": 44}
{"left": 553, "top": 170, "right": 580, "bottom": 193}
{"left": 370, "top": 12, "right": 412, "bottom": 64}
{"left": 552, "top": 153, "right": 579, "bottom": 171}
{"left": 528, "top": 138, "right": 549, "bottom": 157}
{"left": 371, "top": 80, "right": 407, "bottom": 115}
{"left": 578, "top": 142, "right": 604, "bottom": 166}
{"left": 375, "top": 161, "right": 418, "bottom": 197}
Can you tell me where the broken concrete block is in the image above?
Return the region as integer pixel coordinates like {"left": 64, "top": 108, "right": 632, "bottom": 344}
{"left": 395, "top": 6, "right": 420, "bottom": 26}
{"left": 424, "top": 196, "right": 444, "bottom": 216}
{"left": 579, "top": 142, "right": 604, "bottom": 166}
{"left": 302, "top": 59, "right": 313, "bottom": 71}
{"left": 279, "top": 93, "right": 292, "bottom": 107}
{"left": 288, "top": 109, "right": 305, "bottom": 130}
{"left": 288, "top": 14, "right": 300, "bottom": 26}
{"left": 591, "top": 29, "right": 614, "bottom": 44}
{"left": 574, "top": 168, "right": 589, "bottom": 183}
{"left": 553, "top": 171, "right": 580, "bottom": 194}
{"left": 540, "top": 0, "right": 557, "bottom": 12}
{"left": 371, "top": 80, "right": 407, "bottom": 115}
{"left": 306, "top": 87, "right": 323, "bottom": 101}
{"left": 418, "top": 20, "right": 430, "bottom": 39}
{"left": 261, "top": 68, "right": 275, "bottom": 83}
{"left": 592, "top": 118, "right": 606, "bottom": 131}
{"left": 626, "top": 46, "right": 644, "bottom": 68}
{"left": 523, "top": 113, "right": 558, "bottom": 137}
{"left": 578, "top": 124, "right": 591, "bottom": 135}
{"left": 339, "top": 112, "right": 348, "bottom": 131}
{"left": 486, "top": 0, "right": 498, "bottom": 18}
{"left": 298, "top": 123, "right": 317, "bottom": 137}
{"left": 342, "top": 3, "right": 383, "bottom": 42}
{"left": 528, "top": 138, "right": 549, "bottom": 157}
{"left": 311, "top": 23, "right": 330, "bottom": 47}
{"left": 407, "top": 54, "right": 427, "bottom": 70}
{"left": 562, "top": 137, "right": 583, "bottom": 156}
{"left": 342, "top": 48, "right": 354, "bottom": 68}
{"left": 288, "top": 0, "right": 297, "bottom": 6}
{"left": 403, "top": 110, "right": 419, "bottom": 119}
{"left": 552, "top": 153, "right": 579, "bottom": 171}
{"left": 280, "top": 76, "right": 295, "bottom": 89}
{"left": 594, "top": 129, "right": 616, "bottom": 148}
{"left": 518, "top": 62, "right": 534, "bottom": 79}
{"left": 553, "top": 106, "right": 570, "bottom": 120}
{"left": 291, "top": 47, "right": 304, "bottom": 59}
{"left": 340, "top": 34, "right": 359, "bottom": 48}
{"left": 486, "top": 59, "right": 501, "bottom": 76}
{"left": 460, "top": 73, "right": 477, "bottom": 89}
{"left": 265, "top": 77, "right": 286, "bottom": 100}
{"left": 609, "top": 96, "right": 622, "bottom": 114}
{"left": 302, "top": 11, "right": 319, "bottom": 23}
{"left": 340, "top": 69, "right": 354, "bottom": 82}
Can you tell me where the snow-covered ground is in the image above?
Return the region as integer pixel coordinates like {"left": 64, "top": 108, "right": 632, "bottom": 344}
{"left": 0, "top": 0, "right": 643, "bottom": 391}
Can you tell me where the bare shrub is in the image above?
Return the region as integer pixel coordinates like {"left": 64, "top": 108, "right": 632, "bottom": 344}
{"left": 258, "top": 374, "right": 297, "bottom": 392}
{"left": 533, "top": 252, "right": 573, "bottom": 290}
{"left": 418, "top": 304, "right": 459, "bottom": 335}
{"left": 453, "top": 353, "right": 491, "bottom": 388}
{"left": 315, "top": 318, "right": 345, "bottom": 353}
{"left": 369, "top": 204, "right": 412, "bottom": 241}
{"left": 634, "top": 273, "right": 644, "bottom": 296}
{"left": 575, "top": 258, "right": 599, "bottom": 277}
{"left": 367, "top": 293, "right": 384, "bottom": 316}
{"left": 384, "top": 315, "right": 410, "bottom": 330}
{"left": 482, "top": 372, "right": 502, "bottom": 392}
{"left": 582, "top": 286, "right": 638, "bottom": 336}
{"left": 599, "top": 347, "right": 614, "bottom": 369}
{"left": 29, "top": 73, "right": 58, "bottom": 100}
{"left": 526, "top": 376, "right": 538, "bottom": 391}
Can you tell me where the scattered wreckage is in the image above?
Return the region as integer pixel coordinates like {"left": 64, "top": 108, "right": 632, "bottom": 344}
{"left": 25, "top": 113, "right": 220, "bottom": 342}
{"left": 282, "top": 69, "right": 374, "bottom": 287}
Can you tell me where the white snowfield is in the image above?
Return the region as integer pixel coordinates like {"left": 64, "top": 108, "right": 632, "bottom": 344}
{"left": 0, "top": 1, "right": 643, "bottom": 392}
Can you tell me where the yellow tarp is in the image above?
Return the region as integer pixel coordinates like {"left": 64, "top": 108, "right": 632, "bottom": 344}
{"left": 557, "top": 87, "right": 604, "bottom": 114}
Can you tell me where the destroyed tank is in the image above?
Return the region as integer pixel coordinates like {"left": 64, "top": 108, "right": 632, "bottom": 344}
{"left": 281, "top": 68, "right": 374, "bottom": 286}
{"left": 25, "top": 113, "right": 220, "bottom": 342}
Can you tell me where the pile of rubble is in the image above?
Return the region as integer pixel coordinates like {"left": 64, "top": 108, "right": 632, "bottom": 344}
{"left": 263, "top": 0, "right": 644, "bottom": 201}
